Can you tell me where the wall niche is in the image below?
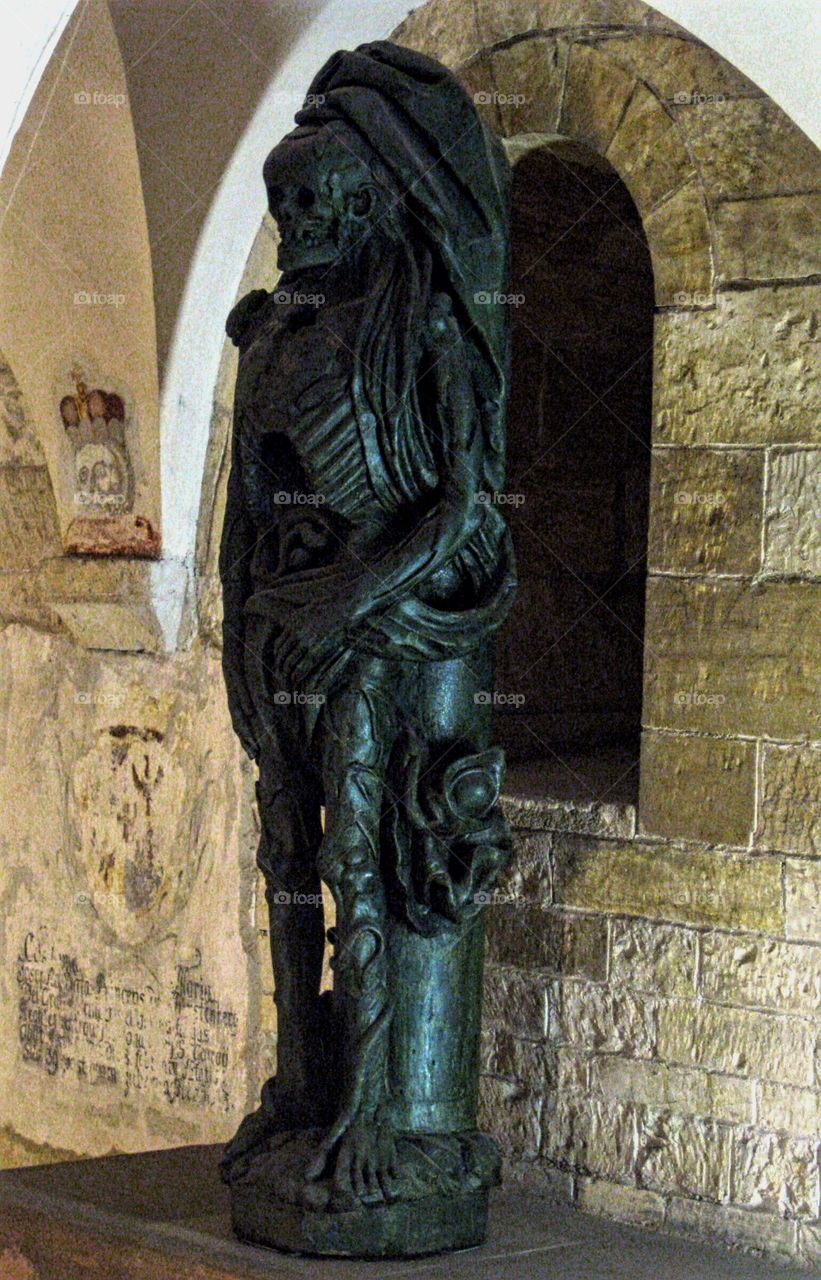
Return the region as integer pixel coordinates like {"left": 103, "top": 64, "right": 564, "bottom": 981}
{"left": 495, "top": 139, "right": 654, "bottom": 804}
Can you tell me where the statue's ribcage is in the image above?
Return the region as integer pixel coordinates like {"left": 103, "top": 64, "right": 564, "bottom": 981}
{"left": 296, "top": 383, "right": 377, "bottom": 521}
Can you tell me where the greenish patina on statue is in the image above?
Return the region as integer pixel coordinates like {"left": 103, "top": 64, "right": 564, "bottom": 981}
{"left": 218, "top": 40, "right": 516, "bottom": 1257}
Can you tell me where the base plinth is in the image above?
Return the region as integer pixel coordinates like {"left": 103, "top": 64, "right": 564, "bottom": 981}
{"left": 226, "top": 1126, "right": 500, "bottom": 1258}
{"left": 231, "top": 1185, "right": 489, "bottom": 1258}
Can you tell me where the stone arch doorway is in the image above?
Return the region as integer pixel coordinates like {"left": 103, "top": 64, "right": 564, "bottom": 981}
{"left": 495, "top": 138, "right": 654, "bottom": 801}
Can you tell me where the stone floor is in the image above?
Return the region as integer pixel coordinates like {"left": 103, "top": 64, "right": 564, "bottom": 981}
{"left": 0, "top": 1145, "right": 816, "bottom": 1279}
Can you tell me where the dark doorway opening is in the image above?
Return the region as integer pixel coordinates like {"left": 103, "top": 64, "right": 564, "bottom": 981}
{"left": 495, "top": 140, "right": 654, "bottom": 805}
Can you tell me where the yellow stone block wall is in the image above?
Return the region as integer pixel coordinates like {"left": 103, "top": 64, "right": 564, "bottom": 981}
{"left": 390, "top": 0, "right": 821, "bottom": 1267}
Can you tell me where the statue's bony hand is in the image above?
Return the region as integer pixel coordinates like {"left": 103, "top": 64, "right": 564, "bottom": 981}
{"left": 271, "top": 603, "right": 347, "bottom": 688}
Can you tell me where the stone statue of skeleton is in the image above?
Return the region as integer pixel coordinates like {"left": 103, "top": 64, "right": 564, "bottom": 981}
{"left": 218, "top": 41, "right": 516, "bottom": 1214}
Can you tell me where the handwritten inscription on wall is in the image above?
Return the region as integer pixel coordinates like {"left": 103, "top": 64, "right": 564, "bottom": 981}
{"left": 16, "top": 929, "right": 239, "bottom": 1112}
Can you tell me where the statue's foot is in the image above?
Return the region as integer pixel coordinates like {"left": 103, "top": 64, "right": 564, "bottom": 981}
{"left": 219, "top": 1080, "right": 316, "bottom": 1185}
{"left": 222, "top": 991, "right": 339, "bottom": 1185}
{"left": 304, "top": 1106, "right": 398, "bottom": 1209}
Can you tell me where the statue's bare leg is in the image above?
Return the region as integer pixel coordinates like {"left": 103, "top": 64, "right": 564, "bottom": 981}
{"left": 306, "top": 656, "right": 398, "bottom": 1206}
{"left": 221, "top": 716, "right": 329, "bottom": 1181}
{"left": 259, "top": 752, "right": 328, "bottom": 1103}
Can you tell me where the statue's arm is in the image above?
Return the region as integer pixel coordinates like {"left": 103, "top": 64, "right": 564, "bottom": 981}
{"left": 226, "top": 288, "right": 269, "bottom": 348}
{"left": 218, "top": 408, "right": 262, "bottom": 761}
{"left": 345, "top": 297, "right": 487, "bottom": 619}
{"left": 218, "top": 289, "right": 276, "bottom": 758}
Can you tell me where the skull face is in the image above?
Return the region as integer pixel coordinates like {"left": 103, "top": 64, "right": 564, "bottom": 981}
{"left": 263, "top": 125, "right": 383, "bottom": 273}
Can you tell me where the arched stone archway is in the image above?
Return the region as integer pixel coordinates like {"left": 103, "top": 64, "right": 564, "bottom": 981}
{"left": 391, "top": 0, "right": 821, "bottom": 824}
